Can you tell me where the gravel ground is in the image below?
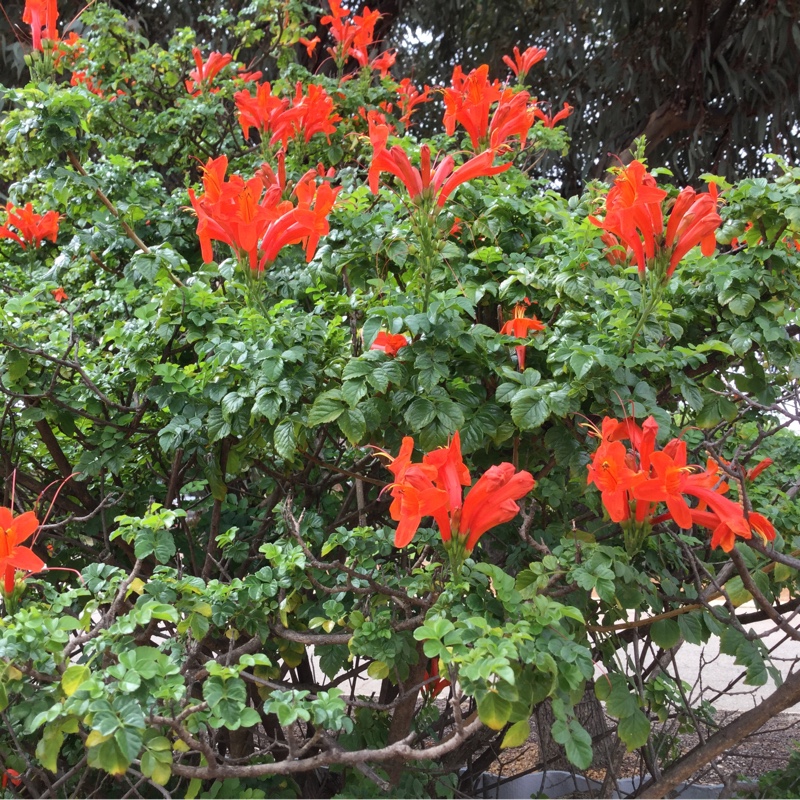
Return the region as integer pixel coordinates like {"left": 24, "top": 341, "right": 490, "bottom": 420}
{"left": 487, "top": 711, "right": 800, "bottom": 796}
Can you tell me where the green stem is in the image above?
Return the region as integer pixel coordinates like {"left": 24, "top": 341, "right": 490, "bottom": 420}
{"left": 414, "top": 211, "right": 439, "bottom": 313}
{"left": 624, "top": 270, "right": 664, "bottom": 355}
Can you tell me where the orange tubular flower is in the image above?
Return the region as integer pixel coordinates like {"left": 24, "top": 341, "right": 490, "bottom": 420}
{"left": 664, "top": 183, "right": 720, "bottom": 276}
{"left": 368, "top": 120, "right": 511, "bottom": 207}
{"left": 587, "top": 439, "right": 640, "bottom": 523}
{"left": 460, "top": 463, "right": 535, "bottom": 552}
{"left": 488, "top": 89, "right": 536, "bottom": 152}
{"left": 0, "top": 507, "right": 45, "bottom": 594}
{"left": 23, "top": 0, "right": 58, "bottom": 52}
{"left": 0, "top": 203, "right": 60, "bottom": 250}
{"left": 370, "top": 331, "right": 409, "bottom": 357}
{"left": 396, "top": 78, "right": 431, "bottom": 126}
{"left": 298, "top": 36, "right": 320, "bottom": 58}
{"left": 747, "top": 458, "right": 773, "bottom": 481}
{"left": 235, "top": 81, "right": 292, "bottom": 142}
{"left": 185, "top": 48, "right": 233, "bottom": 96}
{"left": 589, "top": 160, "right": 668, "bottom": 275}
{"left": 370, "top": 50, "right": 396, "bottom": 77}
{"left": 500, "top": 303, "right": 545, "bottom": 371}
{"left": 503, "top": 45, "right": 547, "bottom": 80}
{"left": 443, "top": 65, "right": 538, "bottom": 153}
{"left": 321, "top": 0, "right": 384, "bottom": 71}
{"left": 533, "top": 102, "right": 574, "bottom": 129}
{"left": 443, "top": 65, "right": 502, "bottom": 149}
{"left": 385, "top": 437, "right": 450, "bottom": 547}
{"left": 423, "top": 659, "right": 450, "bottom": 698}
{"left": 423, "top": 430, "right": 471, "bottom": 515}
{"left": 51, "top": 287, "right": 68, "bottom": 302}
{"left": 288, "top": 83, "right": 342, "bottom": 144}
{"left": 588, "top": 415, "right": 775, "bottom": 554}
{"left": 633, "top": 441, "right": 695, "bottom": 528}
{"left": 592, "top": 161, "right": 721, "bottom": 278}
{"left": 70, "top": 70, "right": 104, "bottom": 97}
{"left": 260, "top": 171, "right": 339, "bottom": 267}
{"left": 236, "top": 82, "right": 341, "bottom": 148}
{"left": 383, "top": 434, "right": 533, "bottom": 555}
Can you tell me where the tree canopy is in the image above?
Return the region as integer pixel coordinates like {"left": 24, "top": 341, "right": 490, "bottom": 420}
{"left": 1, "top": 0, "right": 795, "bottom": 193}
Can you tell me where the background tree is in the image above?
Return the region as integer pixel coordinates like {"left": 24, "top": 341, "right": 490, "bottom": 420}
{"left": 2, "top": 0, "right": 796, "bottom": 195}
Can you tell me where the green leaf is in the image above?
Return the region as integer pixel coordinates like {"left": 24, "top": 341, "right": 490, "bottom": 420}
{"left": 141, "top": 750, "right": 172, "bottom": 785}
{"left": 36, "top": 723, "right": 65, "bottom": 773}
{"left": 726, "top": 576, "right": 752, "bottom": 607}
{"left": 501, "top": 719, "right": 530, "bottom": 749}
{"left": 618, "top": 708, "right": 651, "bottom": 750}
{"left": 221, "top": 391, "right": 244, "bottom": 417}
{"left": 274, "top": 419, "right": 296, "bottom": 460}
{"left": 87, "top": 738, "right": 131, "bottom": 776}
{"left": 338, "top": 408, "right": 366, "bottom": 444}
{"left": 594, "top": 676, "right": 612, "bottom": 702}
{"left": 206, "top": 407, "right": 231, "bottom": 442}
{"left": 341, "top": 379, "right": 367, "bottom": 408}
{"left": 677, "top": 612, "right": 705, "bottom": 645}
{"left": 405, "top": 398, "right": 436, "bottom": 430}
{"left": 367, "top": 661, "right": 391, "bottom": 680}
{"left": 307, "top": 390, "right": 345, "bottom": 426}
{"left": 650, "top": 618, "right": 681, "bottom": 649}
{"left": 605, "top": 679, "right": 638, "bottom": 719}
{"left": 728, "top": 294, "right": 756, "bottom": 316}
{"left": 435, "top": 400, "right": 465, "bottom": 433}
{"left": 511, "top": 388, "right": 548, "bottom": 431}
{"left": 570, "top": 351, "right": 593, "bottom": 379}
{"left": 552, "top": 719, "right": 593, "bottom": 769}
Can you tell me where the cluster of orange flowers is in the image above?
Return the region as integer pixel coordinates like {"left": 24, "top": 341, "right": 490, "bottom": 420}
{"left": 590, "top": 160, "right": 721, "bottom": 279}
{"left": 443, "top": 62, "right": 565, "bottom": 153}
{"left": 235, "top": 82, "right": 342, "bottom": 149}
{"left": 587, "top": 416, "right": 775, "bottom": 552}
{"left": 0, "top": 203, "right": 60, "bottom": 250}
{"left": 22, "top": 0, "right": 57, "bottom": 52}
{"left": 367, "top": 114, "right": 511, "bottom": 210}
{"left": 383, "top": 432, "right": 535, "bottom": 554}
{"left": 188, "top": 155, "right": 338, "bottom": 272}
{"left": 320, "top": 0, "right": 395, "bottom": 74}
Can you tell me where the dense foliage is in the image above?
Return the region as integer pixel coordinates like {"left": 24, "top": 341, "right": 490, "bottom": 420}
{"left": 1, "top": 1, "right": 800, "bottom": 797}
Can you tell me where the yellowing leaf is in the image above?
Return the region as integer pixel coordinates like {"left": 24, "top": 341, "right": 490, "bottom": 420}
{"left": 367, "top": 661, "right": 390, "bottom": 680}
{"left": 61, "top": 665, "right": 90, "bottom": 697}
{"left": 87, "top": 739, "right": 129, "bottom": 776}
{"left": 173, "top": 738, "right": 190, "bottom": 752}
{"left": 501, "top": 719, "right": 530, "bottom": 749}
{"left": 150, "top": 758, "right": 172, "bottom": 786}
{"left": 126, "top": 578, "right": 146, "bottom": 597}
{"left": 477, "top": 691, "right": 512, "bottom": 731}
{"left": 86, "top": 729, "right": 112, "bottom": 748}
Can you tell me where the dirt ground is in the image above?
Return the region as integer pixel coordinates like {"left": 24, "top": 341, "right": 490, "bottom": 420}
{"left": 487, "top": 711, "right": 800, "bottom": 795}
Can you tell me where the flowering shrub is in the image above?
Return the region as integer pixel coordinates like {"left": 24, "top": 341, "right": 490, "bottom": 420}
{"left": 1, "top": 1, "right": 800, "bottom": 797}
